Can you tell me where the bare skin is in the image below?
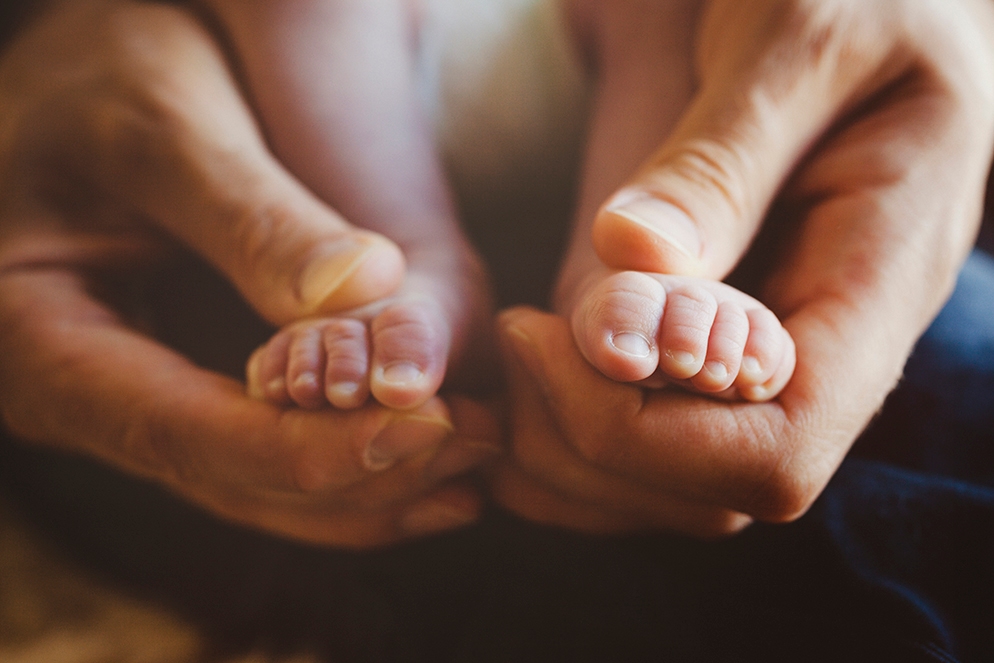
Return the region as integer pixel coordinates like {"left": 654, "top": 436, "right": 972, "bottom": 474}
{"left": 494, "top": 0, "right": 994, "bottom": 535}
{"left": 201, "top": 0, "right": 496, "bottom": 411}
{"left": 0, "top": 1, "right": 501, "bottom": 548}
{"left": 4, "top": 0, "right": 990, "bottom": 548}
{"left": 217, "top": 0, "right": 794, "bottom": 409}
{"left": 553, "top": 0, "right": 796, "bottom": 400}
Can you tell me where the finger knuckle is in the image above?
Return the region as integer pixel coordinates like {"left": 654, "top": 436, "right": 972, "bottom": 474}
{"left": 745, "top": 441, "right": 828, "bottom": 523}
{"left": 508, "top": 423, "right": 557, "bottom": 476}
{"left": 87, "top": 5, "right": 224, "bottom": 180}
{"left": 283, "top": 416, "right": 369, "bottom": 494}
{"left": 569, "top": 411, "right": 631, "bottom": 469}
{"left": 667, "top": 139, "right": 753, "bottom": 222}
{"left": 0, "top": 397, "right": 42, "bottom": 443}
{"left": 118, "top": 404, "right": 196, "bottom": 485}
{"left": 230, "top": 203, "right": 306, "bottom": 291}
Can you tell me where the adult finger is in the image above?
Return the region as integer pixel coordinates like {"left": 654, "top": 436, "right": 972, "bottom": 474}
{"left": 498, "top": 306, "right": 820, "bottom": 523}
{"left": 0, "top": 269, "right": 452, "bottom": 497}
{"left": 6, "top": 2, "right": 404, "bottom": 324}
{"left": 590, "top": 0, "right": 904, "bottom": 279}
{"left": 0, "top": 264, "right": 500, "bottom": 547}
{"left": 494, "top": 318, "right": 752, "bottom": 536}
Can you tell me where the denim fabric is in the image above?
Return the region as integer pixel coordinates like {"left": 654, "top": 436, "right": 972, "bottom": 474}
{"left": 1, "top": 251, "right": 992, "bottom": 662}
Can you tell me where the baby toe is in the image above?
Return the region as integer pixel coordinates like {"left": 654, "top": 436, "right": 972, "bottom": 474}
{"left": 321, "top": 318, "right": 371, "bottom": 409}
{"left": 658, "top": 284, "right": 718, "bottom": 380}
{"left": 286, "top": 325, "right": 329, "bottom": 409}
{"left": 369, "top": 300, "right": 449, "bottom": 409}
{"left": 736, "top": 308, "right": 795, "bottom": 401}
{"left": 247, "top": 331, "right": 293, "bottom": 405}
{"left": 571, "top": 270, "right": 665, "bottom": 382}
{"left": 691, "top": 300, "right": 749, "bottom": 393}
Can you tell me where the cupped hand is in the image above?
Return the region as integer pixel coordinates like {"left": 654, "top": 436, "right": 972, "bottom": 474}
{"left": 496, "top": 0, "right": 994, "bottom": 534}
{"left": 0, "top": 0, "right": 499, "bottom": 548}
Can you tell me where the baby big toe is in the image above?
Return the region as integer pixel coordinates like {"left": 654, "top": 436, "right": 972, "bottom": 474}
{"left": 571, "top": 271, "right": 665, "bottom": 382}
{"left": 369, "top": 301, "right": 449, "bottom": 409}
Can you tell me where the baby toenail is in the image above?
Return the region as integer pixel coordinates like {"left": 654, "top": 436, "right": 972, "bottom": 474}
{"left": 704, "top": 361, "right": 728, "bottom": 381}
{"left": 741, "top": 356, "right": 762, "bottom": 376}
{"left": 327, "top": 381, "right": 361, "bottom": 402}
{"left": 382, "top": 361, "right": 424, "bottom": 385}
{"left": 743, "top": 384, "right": 773, "bottom": 402}
{"left": 265, "top": 377, "right": 286, "bottom": 397}
{"left": 666, "top": 350, "right": 696, "bottom": 366}
{"left": 293, "top": 372, "right": 319, "bottom": 391}
{"left": 611, "top": 332, "right": 652, "bottom": 357}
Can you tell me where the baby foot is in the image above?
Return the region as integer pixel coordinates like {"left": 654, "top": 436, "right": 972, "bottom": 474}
{"left": 247, "top": 245, "right": 494, "bottom": 411}
{"left": 569, "top": 269, "right": 795, "bottom": 401}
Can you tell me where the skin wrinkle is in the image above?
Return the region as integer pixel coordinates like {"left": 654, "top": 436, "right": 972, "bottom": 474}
{"left": 737, "top": 405, "right": 814, "bottom": 521}
{"left": 2, "top": 0, "right": 993, "bottom": 544}
{"left": 663, "top": 137, "right": 754, "bottom": 227}
{"left": 493, "top": 0, "right": 993, "bottom": 533}
{"left": 0, "top": 0, "right": 500, "bottom": 548}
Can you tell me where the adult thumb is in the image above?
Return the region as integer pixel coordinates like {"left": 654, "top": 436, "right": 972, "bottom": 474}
{"left": 591, "top": 0, "right": 901, "bottom": 280}
{"left": 71, "top": 3, "right": 405, "bottom": 325}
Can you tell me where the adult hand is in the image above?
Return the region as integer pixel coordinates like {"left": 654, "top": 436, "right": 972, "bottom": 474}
{"left": 495, "top": 0, "right": 994, "bottom": 535}
{"left": 0, "top": 0, "right": 499, "bottom": 548}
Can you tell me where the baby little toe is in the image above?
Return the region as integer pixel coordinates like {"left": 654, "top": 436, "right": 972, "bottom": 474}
{"left": 738, "top": 319, "right": 796, "bottom": 402}
{"left": 247, "top": 330, "right": 292, "bottom": 405}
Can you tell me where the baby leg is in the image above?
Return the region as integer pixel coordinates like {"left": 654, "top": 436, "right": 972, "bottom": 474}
{"left": 203, "top": 0, "right": 495, "bottom": 409}
{"left": 555, "top": 0, "right": 793, "bottom": 400}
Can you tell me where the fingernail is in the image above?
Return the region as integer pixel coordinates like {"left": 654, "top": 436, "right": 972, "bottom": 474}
{"left": 364, "top": 415, "right": 453, "bottom": 471}
{"left": 401, "top": 500, "right": 477, "bottom": 535}
{"left": 380, "top": 361, "right": 425, "bottom": 386}
{"left": 605, "top": 192, "right": 701, "bottom": 259}
{"left": 246, "top": 351, "right": 265, "bottom": 400}
{"left": 611, "top": 332, "right": 652, "bottom": 358}
{"left": 502, "top": 322, "right": 550, "bottom": 395}
{"left": 300, "top": 236, "right": 402, "bottom": 314}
